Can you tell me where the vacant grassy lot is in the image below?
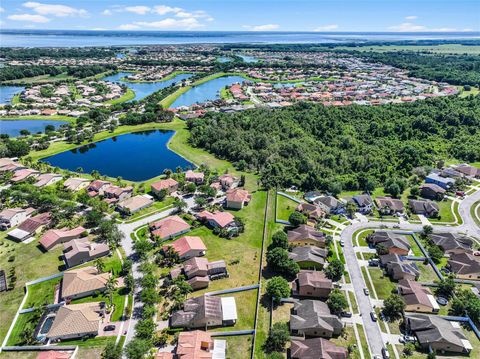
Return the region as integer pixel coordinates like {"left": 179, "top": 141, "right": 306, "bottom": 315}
{"left": 0, "top": 233, "right": 63, "bottom": 343}
{"left": 24, "top": 276, "right": 62, "bottom": 309}
{"left": 275, "top": 194, "right": 298, "bottom": 221}
{"left": 213, "top": 289, "right": 258, "bottom": 331}
{"left": 367, "top": 268, "right": 397, "bottom": 300}
{"left": 215, "top": 335, "right": 254, "bottom": 359}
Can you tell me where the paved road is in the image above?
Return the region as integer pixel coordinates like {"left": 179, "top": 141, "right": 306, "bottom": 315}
{"left": 340, "top": 188, "right": 480, "bottom": 356}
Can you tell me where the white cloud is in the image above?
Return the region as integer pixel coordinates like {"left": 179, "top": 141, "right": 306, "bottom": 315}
{"left": 23, "top": 2, "right": 87, "bottom": 17}
{"left": 0, "top": 7, "right": 4, "bottom": 13}
{"left": 8, "top": 13, "right": 50, "bottom": 23}
{"left": 153, "top": 5, "right": 182, "bottom": 15}
{"left": 90, "top": 27, "right": 107, "bottom": 31}
{"left": 314, "top": 24, "right": 339, "bottom": 31}
{"left": 118, "top": 24, "right": 140, "bottom": 30}
{"left": 102, "top": 9, "right": 112, "bottom": 16}
{"left": 388, "top": 22, "right": 426, "bottom": 32}
{"left": 244, "top": 24, "right": 280, "bottom": 31}
{"left": 124, "top": 6, "right": 151, "bottom": 15}
{"left": 134, "top": 17, "right": 203, "bottom": 29}
{"left": 405, "top": 15, "right": 418, "bottom": 20}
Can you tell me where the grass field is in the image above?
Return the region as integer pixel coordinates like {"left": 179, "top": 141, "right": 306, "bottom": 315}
{"left": 335, "top": 44, "right": 480, "bottom": 54}
{"left": 212, "top": 289, "right": 258, "bottom": 331}
{"left": 120, "top": 197, "right": 174, "bottom": 223}
{"left": 275, "top": 194, "right": 299, "bottom": 221}
{"left": 71, "top": 288, "right": 126, "bottom": 322}
{"left": 470, "top": 200, "right": 480, "bottom": 226}
{"left": 104, "top": 88, "right": 135, "bottom": 105}
{"left": 331, "top": 325, "right": 364, "bottom": 359}
{"left": 6, "top": 311, "right": 39, "bottom": 346}
{"left": 429, "top": 199, "right": 456, "bottom": 224}
{"left": 347, "top": 290, "right": 359, "bottom": 314}
{"left": 354, "top": 229, "right": 373, "bottom": 247}
{"left": 24, "top": 276, "right": 61, "bottom": 309}
{"left": 215, "top": 335, "right": 254, "bottom": 359}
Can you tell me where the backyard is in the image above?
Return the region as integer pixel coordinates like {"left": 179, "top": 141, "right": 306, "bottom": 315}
{"left": 275, "top": 194, "right": 298, "bottom": 222}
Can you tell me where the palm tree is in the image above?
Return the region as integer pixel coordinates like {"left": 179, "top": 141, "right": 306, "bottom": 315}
{"left": 76, "top": 167, "right": 84, "bottom": 174}
{"left": 95, "top": 258, "right": 105, "bottom": 273}
{"left": 91, "top": 170, "right": 100, "bottom": 179}
{"left": 105, "top": 275, "right": 118, "bottom": 310}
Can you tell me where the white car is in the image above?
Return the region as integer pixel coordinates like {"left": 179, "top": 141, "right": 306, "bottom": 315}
{"left": 340, "top": 240, "right": 345, "bottom": 247}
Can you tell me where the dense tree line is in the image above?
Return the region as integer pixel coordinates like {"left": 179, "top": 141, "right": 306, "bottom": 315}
{"left": 352, "top": 51, "right": 480, "bottom": 86}
{"left": 0, "top": 65, "right": 63, "bottom": 81}
{"left": 66, "top": 64, "right": 117, "bottom": 78}
{"left": 0, "top": 47, "right": 116, "bottom": 60}
{"left": 188, "top": 96, "right": 480, "bottom": 191}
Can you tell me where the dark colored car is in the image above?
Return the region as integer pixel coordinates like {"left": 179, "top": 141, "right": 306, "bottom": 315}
{"left": 104, "top": 325, "right": 116, "bottom": 331}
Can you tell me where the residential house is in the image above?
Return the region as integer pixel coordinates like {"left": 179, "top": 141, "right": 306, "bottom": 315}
{"left": 288, "top": 225, "right": 326, "bottom": 248}
{"left": 408, "top": 199, "right": 440, "bottom": 218}
{"left": 197, "top": 211, "right": 236, "bottom": 229}
{"left": 367, "top": 231, "right": 411, "bottom": 255}
{"left": 46, "top": 302, "right": 105, "bottom": 341}
{"left": 8, "top": 212, "right": 51, "bottom": 242}
{"left": 103, "top": 185, "right": 133, "bottom": 204}
{"left": 425, "top": 173, "right": 455, "bottom": 190}
{"left": 117, "top": 195, "right": 153, "bottom": 214}
{"left": 171, "top": 257, "right": 228, "bottom": 290}
{"left": 351, "top": 194, "right": 374, "bottom": 214}
{"left": 36, "top": 351, "right": 72, "bottom": 359}
{"left": 164, "top": 236, "right": 207, "bottom": 261}
{"left": 290, "top": 338, "right": 348, "bottom": 359}
{"left": 63, "top": 238, "right": 110, "bottom": 268}
{"left": 11, "top": 168, "right": 39, "bottom": 183}
{"left": 0, "top": 207, "right": 34, "bottom": 230}
{"left": 151, "top": 178, "right": 179, "bottom": 197}
{"left": 375, "top": 197, "right": 405, "bottom": 215}
{"left": 448, "top": 253, "right": 480, "bottom": 280}
{"left": 292, "top": 270, "right": 333, "bottom": 299}
{"left": 429, "top": 233, "right": 473, "bottom": 255}
{"left": 61, "top": 266, "right": 110, "bottom": 300}
{"left": 218, "top": 173, "right": 236, "bottom": 190}
{"left": 454, "top": 164, "right": 480, "bottom": 178}
{"left": 314, "top": 196, "right": 345, "bottom": 215}
{"left": 290, "top": 300, "right": 343, "bottom": 338}
{"left": 379, "top": 253, "right": 420, "bottom": 281}
{"left": 398, "top": 279, "right": 439, "bottom": 313}
{"left": 225, "top": 188, "right": 251, "bottom": 209}
{"left": 304, "top": 191, "right": 323, "bottom": 203}
{"left": 40, "top": 226, "right": 86, "bottom": 251}
{"left": 185, "top": 170, "right": 204, "bottom": 184}
{"left": 150, "top": 215, "right": 191, "bottom": 240}
{"left": 87, "top": 180, "right": 111, "bottom": 197}
{"left": 405, "top": 314, "right": 472, "bottom": 354}
{"left": 288, "top": 246, "right": 327, "bottom": 270}
{"left": 170, "top": 295, "right": 237, "bottom": 329}
{"left": 63, "top": 177, "right": 90, "bottom": 192}
{"left": 175, "top": 330, "right": 226, "bottom": 359}
{"left": 34, "top": 173, "right": 63, "bottom": 187}
{"left": 419, "top": 184, "right": 446, "bottom": 201}
{"left": 440, "top": 167, "right": 464, "bottom": 179}
{"left": 295, "top": 203, "right": 326, "bottom": 221}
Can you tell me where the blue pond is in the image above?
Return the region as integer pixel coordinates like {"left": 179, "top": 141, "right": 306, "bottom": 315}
{"left": 42, "top": 130, "right": 192, "bottom": 181}
{"left": 239, "top": 54, "right": 258, "bottom": 63}
{"left": 0, "top": 119, "right": 68, "bottom": 137}
{"left": 171, "top": 75, "right": 246, "bottom": 108}
{"left": 217, "top": 56, "right": 232, "bottom": 63}
{"left": 0, "top": 86, "right": 25, "bottom": 104}
{"left": 101, "top": 72, "right": 193, "bottom": 102}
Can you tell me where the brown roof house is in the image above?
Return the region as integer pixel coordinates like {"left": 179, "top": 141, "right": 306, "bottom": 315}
{"left": 0, "top": 207, "right": 34, "bottom": 229}
{"left": 8, "top": 212, "right": 51, "bottom": 242}
{"left": 295, "top": 203, "right": 326, "bottom": 221}
{"left": 379, "top": 254, "right": 420, "bottom": 281}
{"left": 163, "top": 236, "right": 207, "bottom": 261}
{"left": 117, "top": 195, "right": 153, "bottom": 215}
{"left": 292, "top": 270, "right": 333, "bottom": 299}
{"left": 367, "top": 231, "right": 411, "bottom": 255}
{"left": 289, "top": 246, "right": 327, "bottom": 270}
{"left": 419, "top": 184, "right": 446, "bottom": 201}
{"left": 63, "top": 238, "right": 110, "bottom": 268}
{"left": 175, "top": 330, "right": 227, "bottom": 359}
{"left": 288, "top": 225, "right": 326, "bottom": 248}
{"left": 398, "top": 279, "right": 439, "bottom": 313}
{"left": 314, "top": 196, "right": 345, "bottom": 215}
{"left": 39, "top": 226, "right": 86, "bottom": 251}
{"left": 46, "top": 302, "right": 105, "bottom": 341}
{"left": 34, "top": 173, "right": 63, "bottom": 187}
{"left": 375, "top": 196, "right": 405, "bottom": 215}
{"left": 170, "top": 295, "right": 237, "bottom": 329}
{"left": 290, "top": 300, "right": 343, "bottom": 338}
{"left": 218, "top": 173, "right": 236, "bottom": 190}
{"left": 405, "top": 314, "right": 472, "bottom": 354}
{"left": 225, "top": 188, "right": 251, "bottom": 209}
{"left": 171, "top": 258, "right": 228, "bottom": 291}
{"left": 87, "top": 180, "right": 111, "bottom": 197}
{"left": 61, "top": 266, "right": 111, "bottom": 300}
{"left": 454, "top": 164, "right": 480, "bottom": 178}
{"left": 429, "top": 233, "right": 473, "bottom": 255}
{"left": 197, "top": 211, "right": 235, "bottom": 229}
{"left": 408, "top": 199, "right": 439, "bottom": 218}
{"left": 185, "top": 170, "right": 204, "bottom": 184}
{"left": 63, "top": 177, "right": 90, "bottom": 192}
{"left": 11, "top": 168, "right": 40, "bottom": 183}
{"left": 290, "top": 338, "right": 348, "bottom": 359}
{"left": 150, "top": 215, "right": 191, "bottom": 240}
{"left": 103, "top": 185, "right": 133, "bottom": 204}
{"left": 448, "top": 253, "right": 480, "bottom": 280}
{"left": 151, "top": 178, "right": 179, "bottom": 197}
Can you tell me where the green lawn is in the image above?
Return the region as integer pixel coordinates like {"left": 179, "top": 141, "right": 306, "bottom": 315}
{"left": 60, "top": 336, "right": 116, "bottom": 348}
{"left": 470, "top": 200, "right": 480, "bottom": 226}
{"left": 417, "top": 263, "right": 439, "bottom": 282}
{"left": 6, "top": 311, "right": 40, "bottom": 346}
{"left": 428, "top": 199, "right": 455, "bottom": 224}
{"left": 367, "top": 268, "right": 397, "bottom": 300}
{"left": 24, "top": 276, "right": 61, "bottom": 309}
{"left": 0, "top": 232, "right": 64, "bottom": 344}
{"left": 355, "top": 229, "right": 373, "bottom": 247}
{"left": 347, "top": 290, "right": 359, "bottom": 314}
{"left": 330, "top": 325, "right": 363, "bottom": 359}
{"left": 410, "top": 236, "right": 424, "bottom": 257}
{"left": 335, "top": 44, "right": 480, "bottom": 54}
{"left": 213, "top": 289, "right": 257, "bottom": 331}
{"left": 355, "top": 324, "right": 371, "bottom": 359}
{"left": 71, "top": 288, "right": 127, "bottom": 322}
{"left": 275, "top": 194, "right": 298, "bottom": 221}
{"left": 215, "top": 335, "right": 254, "bottom": 359}
{"left": 272, "top": 302, "right": 293, "bottom": 325}
{"left": 104, "top": 88, "right": 135, "bottom": 105}
{"left": 120, "top": 197, "right": 174, "bottom": 223}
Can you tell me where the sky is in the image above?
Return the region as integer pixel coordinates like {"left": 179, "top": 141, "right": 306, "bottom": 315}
{"left": 0, "top": 0, "right": 479, "bottom": 32}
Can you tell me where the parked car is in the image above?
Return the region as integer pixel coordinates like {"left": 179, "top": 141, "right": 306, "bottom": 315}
{"left": 368, "top": 259, "right": 379, "bottom": 267}
{"left": 334, "top": 283, "right": 343, "bottom": 289}
{"left": 370, "top": 311, "right": 377, "bottom": 322}
{"left": 364, "top": 288, "right": 370, "bottom": 295}
{"left": 456, "top": 191, "right": 465, "bottom": 197}
{"left": 393, "top": 224, "right": 400, "bottom": 229}
{"left": 104, "top": 325, "right": 116, "bottom": 331}
{"left": 381, "top": 348, "right": 390, "bottom": 359}
{"left": 340, "top": 240, "right": 345, "bottom": 247}
{"left": 341, "top": 311, "right": 352, "bottom": 318}
{"left": 404, "top": 335, "right": 416, "bottom": 342}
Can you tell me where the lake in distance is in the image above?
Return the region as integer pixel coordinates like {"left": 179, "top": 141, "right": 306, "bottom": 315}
{"left": 0, "top": 85, "right": 25, "bottom": 105}
{"left": 42, "top": 130, "right": 193, "bottom": 181}
{"left": 171, "top": 75, "right": 246, "bottom": 108}
{"left": 0, "top": 119, "right": 68, "bottom": 137}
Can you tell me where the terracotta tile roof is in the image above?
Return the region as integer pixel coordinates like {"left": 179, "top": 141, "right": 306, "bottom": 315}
{"left": 151, "top": 178, "right": 179, "bottom": 191}
{"left": 40, "top": 226, "right": 85, "bottom": 250}
{"left": 61, "top": 266, "right": 110, "bottom": 299}
{"left": 197, "top": 211, "right": 235, "bottom": 228}
{"left": 151, "top": 215, "right": 191, "bottom": 239}
{"left": 18, "top": 212, "right": 51, "bottom": 233}
{"left": 63, "top": 177, "right": 90, "bottom": 191}
{"left": 226, "top": 188, "right": 251, "bottom": 204}
{"left": 36, "top": 351, "right": 71, "bottom": 359}
{"left": 291, "top": 338, "right": 348, "bottom": 359}
{"left": 47, "top": 302, "right": 103, "bottom": 339}
{"left": 164, "top": 236, "right": 206, "bottom": 257}
{"left": 176, "top": 330, "right": 214, "bottom": 359}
